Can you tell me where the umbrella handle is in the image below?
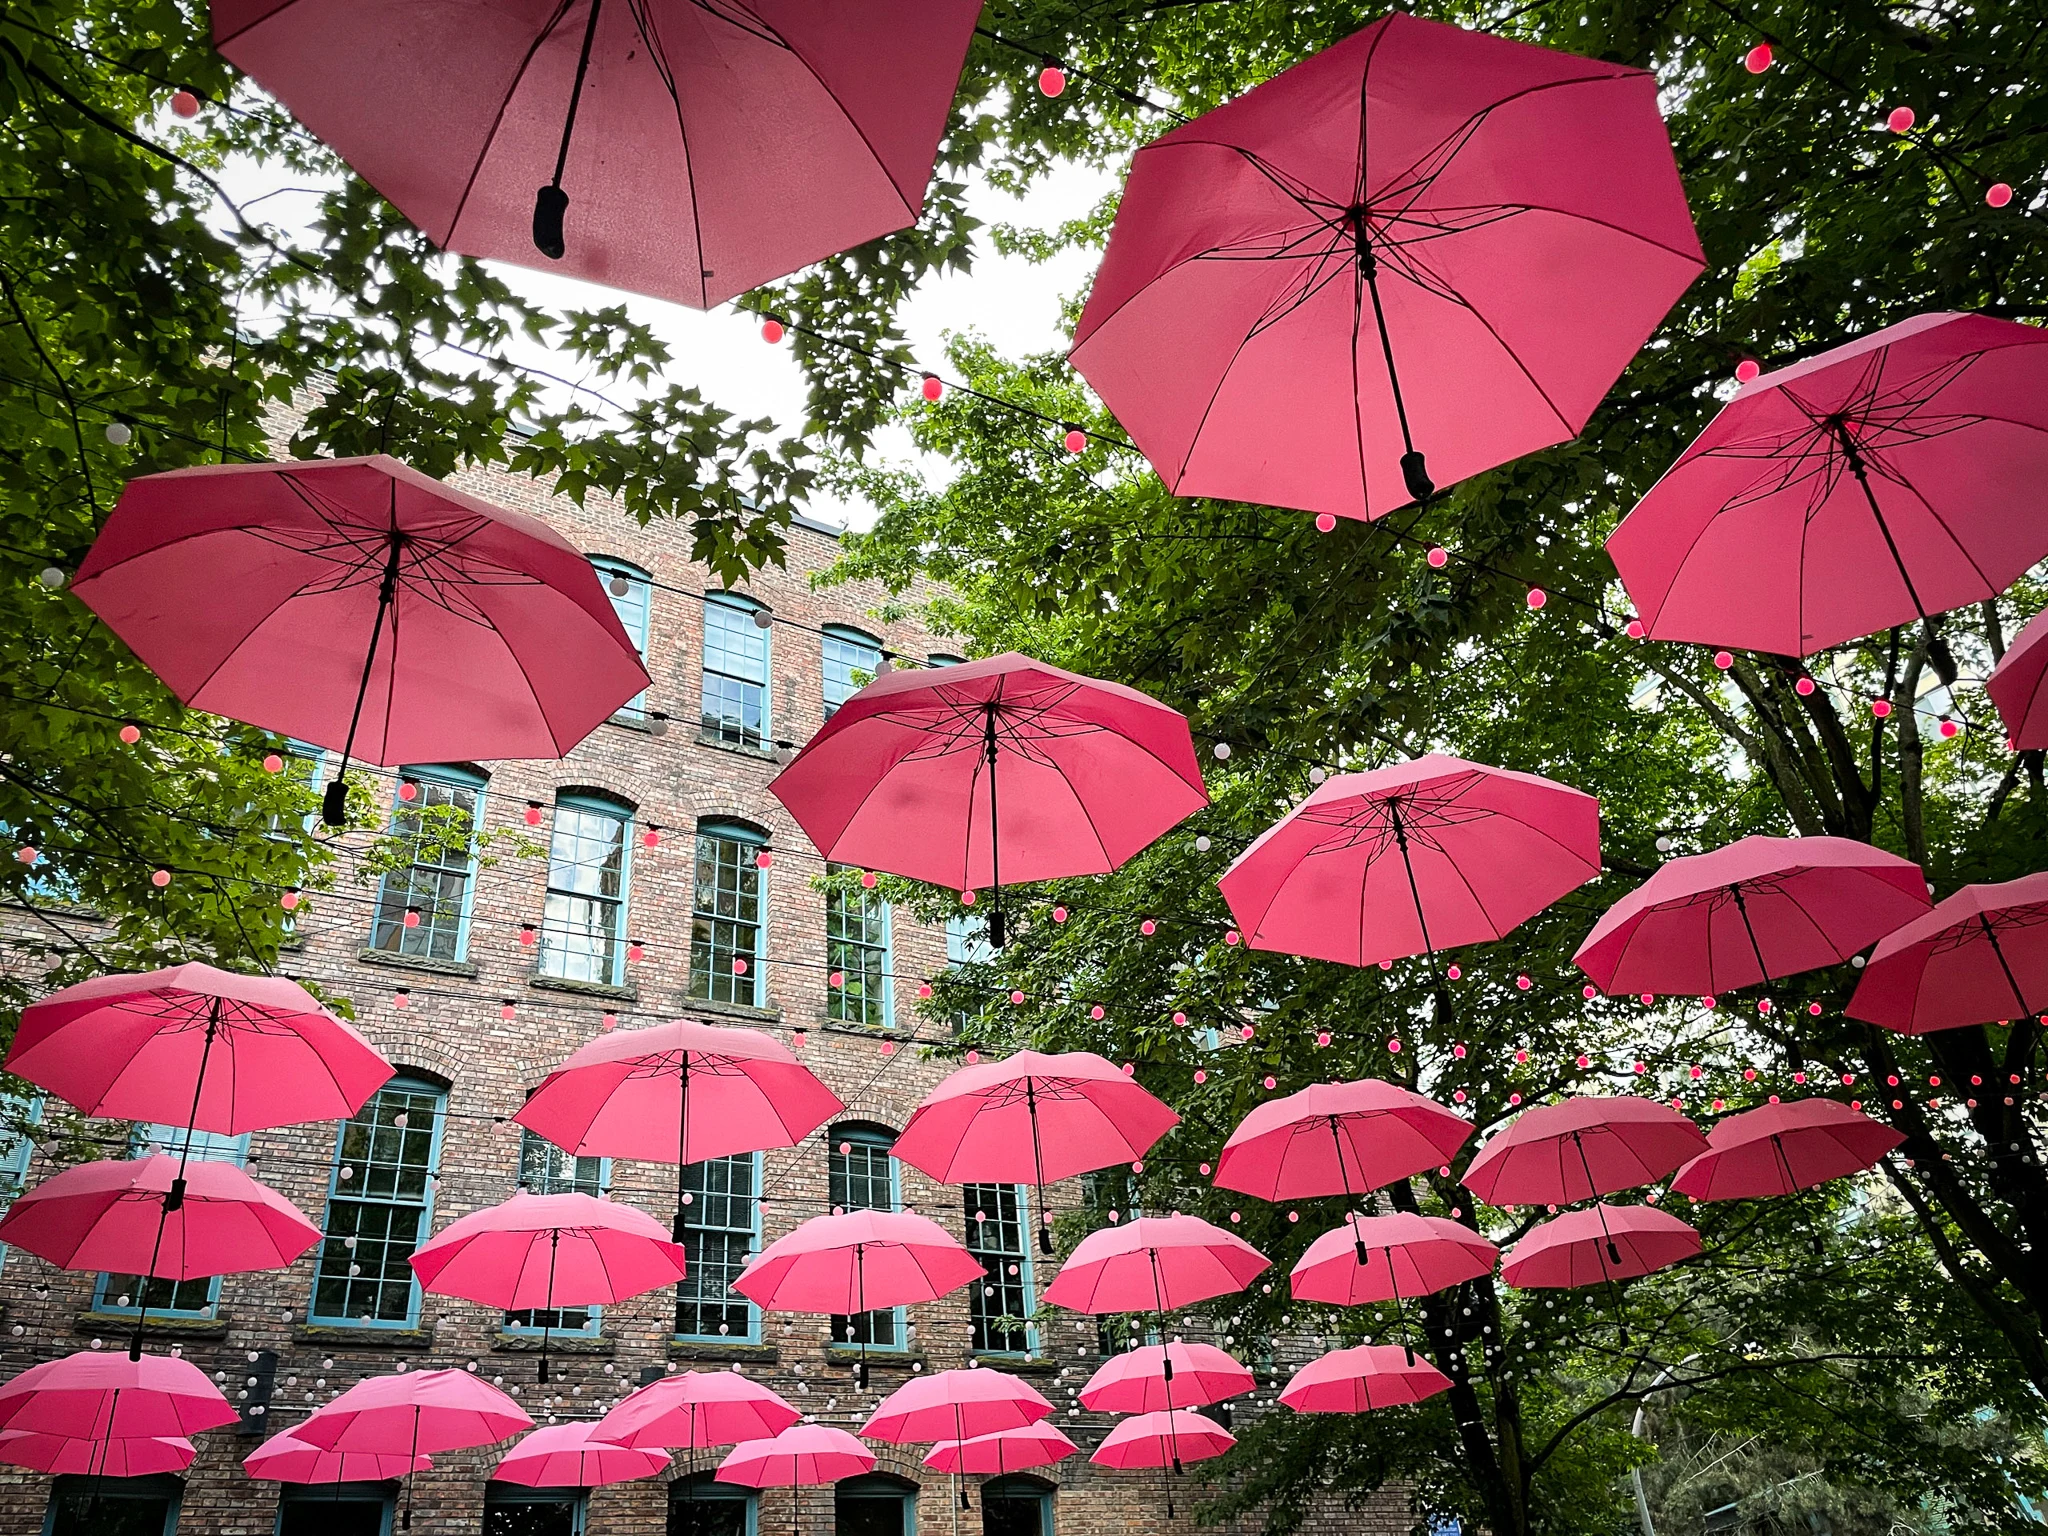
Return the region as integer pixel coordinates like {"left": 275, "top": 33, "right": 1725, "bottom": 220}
{"left": 982, "top": 706, "right": 1006, "bottom": 948}
{"left": 1353, "top": 244, "right": 1431, "bottom": 503}
{"left": 531, "top": 0, "right": 606, "bottom": 260}
{"left": 1027, "top": 1085, "right": 1053, "bottom": 1255}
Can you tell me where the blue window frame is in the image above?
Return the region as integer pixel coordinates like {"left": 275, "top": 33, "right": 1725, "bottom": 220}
{"left": 368, "top": 766, "right": 485, "bottom": 963}
{"left": 44, "top": 1474, "right": 181, "bottom": 1535}
{"left": 828, "top": 1126, "right": 902, "bottom": 1351}
{"left": 277, "top": 1483, "right": 393, "bottom": 1535}
{"left": 964, "top": 1184, "right": 1036, "bottom": 1357}
{"left": 0, "top": 1093, "right": 40, "bottom": 1274}
{"left": 486, "top": 1483, "right": 586, "bottom": 1535}
{"left": 702, "top": 592, "right": 770, "bottom": 748}
{"left": 945, "top": 913, "right": 993, "bottom": 1033}
{"left": 827, "top": 866, "right": 891, "bottom": 1029}
{"left": 670, "top": 1474, "right": 756, "bottom": 1536}
{"left": 310, "top": 1078, "right": 446, "bottom": 1327}
{"left": 690, "top": 821, "right": 766, "bottom": 1007}
{"left": 538, "top": 794, "right": 633, "bottom": 986}
{"left": 95, "top": 1124, "right": 249, "bottom": 1318}
{"left": 592, "top": 556, "right": 652, "bottom": 720}
{"left": 926, "top": 653, "right": 966, "bottom": 668}
{"left": 822, "top": 626, "right": 881, "bottom": 718}
{"left": 506, "top": 1129, "right": 606, "bottom": 1336}
{"left": 981, "top": 1477, "right": 1054, "bottom": 1536}
{"left": 264, "top": 742, "right": 327, "bottom": 838}
{"left": 674, "top": 1153, "right": 760, "bottom": 1343}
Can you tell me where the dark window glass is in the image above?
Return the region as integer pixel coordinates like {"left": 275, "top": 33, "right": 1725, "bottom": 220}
{"left": 836, "top": 1481, "right": 912, "bottom": 1536}
{"left": 311, "top": 1080, "right": 443, "bottom": 1324}
{"left": 675, "top": 1153, "right": 758, "bottom": 1341}
{"left": 484, "top": 1486, "right": 582, "bottom": 1536}
{"left": 368, "top": 770, "right": 482, "bottom": 962}
{"left": 690, "top": 826, "right": 764, "bottom": 1006}
{"left": 278, "top": 1485, "right": 391, "bottom": 1536}
{"left": 46, "top": 1475, "right": 179, "bottom": 1535}
{"left": 965, "top": 1184, "right": 1033, "bottom": 1354}
{"left": 670, "top": 1478, "right": 751, "bottom": 1536}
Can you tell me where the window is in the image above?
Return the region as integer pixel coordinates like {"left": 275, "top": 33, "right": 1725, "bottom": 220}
{"left": 96, "top": 1124, "right": 249, "bottom": 1319}
{"left": 982, "top": 1478, "right": 1054, "bottom": 1536}
{"left": 44, "top": 1474, "right": 181, "bottom": 1535}
{"left": 507, "top": 1130, "right": 605, "bottom": 1336}
{"left": 827, "top": 867, "right": 890, "bottom": 1028}
{"left": 262, "top": 743, "right": 326, "bottom": 837}
{"left": 486, "top": 1484, "right": 586, "bottom": 1536}
{"left": 945, "top": 913, "right": 993, "bottom": 1032}
{"left": 674, "top": 1153, "right": 759, "bottom": 1342}
{"left": 537, "top": 795, "right": 633, "bottom": 986}
{"left": 927, "top": 653, "right": 966, "bottom": 668}
{"left": 702, "top": 593, "right": 769, "bottom": 748}
{"left": 310, "top": 1079, "right": 445, "bottom": 1327}
{"left": 671, "top": 1474, "right": 754, "bottom": 1536}
{"left": 964, "top": 1185, "right": 1035, "bottom": 1356}
{"left": 822, "top": 626, "right": 881, "bottom": 718}
{"left": 593, "top": 556, "right": 652, "bottom": 719}
{"left": 0, "top": 1093, "right": 39, "bottom": 1272}
{"left": 368, "top": 767, "right": 485, "bottom": 963}
{"left": 689, "top": 822, "right": 766, "bottom": 1007}
{"left": 836, "top": 1475, "right": 917, "bottom": 1536}
{"left": 277, "top": 1483, "right": 391, "bottom": 1536}
{"left": 828, "top": 1127, "right": 900, "bottom": 1350}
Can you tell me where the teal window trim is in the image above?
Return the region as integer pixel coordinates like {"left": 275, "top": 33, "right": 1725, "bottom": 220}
{"left": 670, "top": 1473, "right": 758, "bottom": 1536}
{"left": 689, "top": 820, "right": 767, "bottom": 1008}
{"left": 308, "top": 1078, "right": 447, "bottom": 1328}
{"left": 926, "top": 653, "right": 966, "bottom": 668}
{"left": 673, "top": 1152, "right": 762, "bottom": 1344}
{"left": 94, "top": 1124, "right": 248, "bottom": 1319}
{"left": 821, "top": 624, "right": 882, "bottom": 718}
{"left": 506, "top": 1130, "right": 608, "bottom": 1336}
{"left": 0, "top": 1093, "right": 42, "bottom": 1274}
{"left": 701, "top": 592, "right": 771, "bottom": 748}
{"left": 591, "top": 556, "right": 652, "bottom": 720}
{"left": 486, "top": 1483, "right": 587, "bottom": 1534}
{"left": 368, "top": 765, "right": 487, "bottom": 964}
{"left": 44, "top": 1474, "right": 181, "bottom": 1535}
{"left": 964, "top": 1183, "right": 1038, "bottom": 1358}
{"left": 278, "top": 1483, "right": 395, "bottom": 1535}
{"left": 828, "top": 1126, "right": 905, "bottom": 1352}
{"left": 836, "top": 1475, "right": 919, "bottom": 1536}
{"left": 537, "top": 792, "right": 634, "bottom": 988}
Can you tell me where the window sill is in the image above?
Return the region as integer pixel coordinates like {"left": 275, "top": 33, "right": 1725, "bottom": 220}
{"left": 696, "top": 729, "right": 780, "bottom": 762}
{"left": 823, "top": 1345, "right": 923, "bottom": 1370}
{"left": 528, "top": 974, "right": 640, "bottom": 1003}
{"left": 681, "top": 996, "right": 783, "bottom": 1025}
{"left": 970, "top": 1354, "right": 1058, "bottom": 1376}
{"left": 669, "top": 1339, "right": 779, "bottom": 1364}
{"left": 294, "top": 1321, "right": 436, "bottom": 1350}
{"left": 494, "top": 1331, "right": 614, "bottom": 1356}
{"left": 356, "top": 947, "right": 479, "bottom": 981}
{"left": 76, "top": 1310, "right": 228, "bottom": 1341}
{"left": 606, "top": 712, "right": 656, "bottom": 734}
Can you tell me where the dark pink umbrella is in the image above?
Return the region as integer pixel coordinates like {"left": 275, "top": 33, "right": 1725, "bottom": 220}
{"left": 1041, "top": 1215, "right": 1270, "bottom": 1315}
{"left": 770, "top": 652, "right": 1208, "bottom": 946}
{"left": 1988, "top": 607, "right": 2048, "bottom": 750}
{"left": 1278, "top": 1344, "right": 1451, "bottom": 1413}
{"left": 1609, "top": 312, "right": 2048, "bottom": 655}
{"left": 515, "top": 1018, "right": 842, "bottom": 1239}
{"left": 0, "top": 1351, "right": 235, "bottom": 1439}
{"left": 243, "top": 1433, "right": 431, "bottom": 1484}
{"left": 1090, "top": 1409, "right": 1234, "bottom": 1495}
{"left": 295, "top": 1369, "right": 531, "bottom": 1531}
{"left": 1288, "top": 1213, "right": 1498, "bottom": 1361}
{"left": 410, "top": 1192, "right": 687, "bottom": 1381}
{"left": 1462, "top": 1097, "right": 1707, "bottom": 1206}
{"left": 892, "top": 1050, "right": 1181, "bottom": 1253}
{"left": 597, "top": 1370, "right": 799, "bottom": 1453}
{"left": 1574, "top": 835, "right": 1930, "bottom": 997}
{"left": 1079, "top": 1343, "right": 1253, "bottom": 1413}
{"left": 1500, "top": 1204, "right": 1701, "bottom": 1288}
{"left": 719, "top": 1424, "right": 875, "bottom": 1536}
{"left": 1847, "top": 872, "right": 2048, "bottom": 1032}
{"left": 72, "top": 456, "right": 649, "bottom": 821}
{"left": 1070, "top": 13, "right": 1701, "bottom": 521}
{"left": 1219, "top": 756, "right": 1601, "bottom": 983}
{"left": 493, "top": 1422, "right": 669, "bottom": 1488}
{"left": 0, "top": 1429, "right": 194, "bottom": 1477}
{"left": 214, "top": 0, "right": 980, "bottom": 308}
{"left": 924, "top": 1423, "right": 1077, "bottom": 1476}
{"left": 860, "top": 1368, "right": 1051, "bottom": 1444}
{"left": 1672, "top": 1099, "right": 1903, "bottom": 1201}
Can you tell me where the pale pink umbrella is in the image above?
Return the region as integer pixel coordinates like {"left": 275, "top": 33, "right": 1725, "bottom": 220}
{"left": 1672, "top": 1099, "right": 1903, "bottom": 1201}
{"left": 891, "top": 1050, "right": 1181, "bottom": 1253}
{"left": 0, "top": 1351, "right": 235, "bottom": 1439}
{"left": 294, "top": 1369, "right": 532, "bottom": 1530}
{"left": 1988, "top": 607, "right": 2048, "bottom": 750}
{"left": 1079, "top": 1343, "right": 1253, "bottom": 1413}
{"left": 243, "top": 1432, "right": 431, "bottom": 1483}
{"left": 410, "top": 1191, "right": 687, "bottom": 1382}
{"left": 1041, "top": 1216, "right": 1270, "bottom": 1316}
{"left": 1462, "top": 1098, "right": 1707, "bottom": 1207}
{"left": 1288, "top": 1213, "right": 1498, "bottom": 1362}
{"left": 718, "top": 1424, "right": 876, "bottom": 1536}
{"left": 1500, "top": 1205, "right": 1701, "bottom": 1288}
{"left": 0, "top": 1428, "right": 194, "bottom": 1476}
{"left": 863, "top": 1369, "right": 1052, "bottom": 1511}
{"left": 514, "top": 1018, "right": 842, "bottom": 1239}
{"left": 1091, "top": 1409, "right": 1234, "bottom": 1510}
{"left": 1278, "top": 1344, "right": 1451, "bottom": 1413}
{"left": 1846, "top": 872, "right": 2048, "bottom": 1032}
{"left": 1573, "top": 835, "right": 1931, "bottom": 997}
{"left": 924, "top": 1423, "right": 1077, "bottom": 1476}
{"left": 493, "top": 1422, "right": 669, "bottom": 1487}
{"left": 597, "top": 1369, "right": 799, "bottom": 1452}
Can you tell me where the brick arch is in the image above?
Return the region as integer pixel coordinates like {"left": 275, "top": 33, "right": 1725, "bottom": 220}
{"left": 358, "top": 1024, "right": 465, "bottom": 1089}
{"left": 550, "top": 782, "right": 644, "bottom": 815}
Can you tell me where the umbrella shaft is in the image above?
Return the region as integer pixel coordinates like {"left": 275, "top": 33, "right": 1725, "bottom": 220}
{"left": 983, "top": 707, "right": 1005, "bottom": 947}
{"left": 551, "top": 0, "right": 605, "bottom": 189}
{"left": 1983, "top": 917, "right": 2032, "bottom": 1017}
{"left": 329, "top": 528, "right": 405, "bottom": 820}
{"left": 1835, "top": 426, "right": 1926, "bottom": 619}
{"left": 1729, "top": 884, "right": 1772, "bottom": 989}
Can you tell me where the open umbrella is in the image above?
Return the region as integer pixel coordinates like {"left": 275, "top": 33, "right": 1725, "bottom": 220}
{"left": 294, "top": 1369, "right": 532, "bottom": 1529}
{"left": 0, "top": 1351, "right": 235, "bottom": 1439}
{"left": 1672, "top": 1099, "right": 1903, "bottom": 1201}
{"left": 924, "top": 1423, "right": 1077, "bottom": 1476}
{"left": 213, "top": 0, "right": 981, "bottom": 308}
{"left": 1042, "top": 1215, "right": 1271, "bottom": 1315}
{"left": 862, "top": 1369, "right": 1051, "bottom": 1511}
{"left": 0, "top": 1429, "right": 194, "bottom": 1477}
{"left": 515, "top": 1018, "right": 842, "bottom": 1240}
{"left": 1070, "top": 13, "right": 1701, "bottom": 521}
{"left": 1573, "top": 835, "right": 1930, "bottom": 997}
{"left": 718, "top": 1425, "right": 875, "bottom": 1536}
{"left": 1988, "top": 607, "right": 2048, "bottom": 751}
{"left": 1847, "top": 872, "right": 2048, "bottom": 1032}
{"left": 410, "top": 1191, "right": 687, "bottom": 1381}
{"left": 71, "top": 456, "right": 649, "bottom": 821}
{"left": 1278, "top": 1344, "right": 1452, "bottom": 1413}
{"left": 1078, "top": 1343, "right": 1253, "bottom": 1413}
{"left": 1091, "top": 1409, "right": 1234, "bottom": 1512}
{"left": 1288, "top": 1213, "right": 1498, "bottom": 1362}
{"left": 1462, "top": 1098, "right": 1707, "bottom": 1208}
{"left": 891, "top": 1050, "right": 1181, "bottom": 1253}
{"left": 1500, "top": 1205, "right": 1701, "bottom": 1288}
{"left": 1609, "top": 311, "right": 2048, "bottom": 655}
{"left": 493, "top": 1422, "right": 669, "bottom": 1487}
{"left": 770, "top": 652, "right": 1208, "bottom": 947}
{"left": 598, "top": 1370, "right": 799, "bottom": 1452}
{"left": 243, "top": 1433, "right": 431, "bottom": 1484}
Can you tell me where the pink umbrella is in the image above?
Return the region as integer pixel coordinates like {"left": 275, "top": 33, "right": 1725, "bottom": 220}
{"left": 770, "top": 652, "right": 1208, "bottom": 947}
{"left": 719, "top": 1424, "right": 876, "bottom": 1536}
{"left": 861, "top": 1368, "right": 1051, "bottom": 1443}
{"left": 1278, "top": 1344, "right": 1451, "bottom": 1413}
{"left": 1573, "top": 835, "right": 1931, "bottom": 997}
{"left": 296, "top": 1369, "right": 531, "bottom": 1531}
{"left": 891, "top": 1050, "right": 1181, "bottom": 1253}
{"left": 1672, "top": 1099, "right": 1903, "bottom": 1201}
{"left": 73, "top": 456, "right": 649, "bottom": 821}
{"left": 493, "top": 1422, "right": 669, "bottom": 1487}
{"left": 1609, "top": 312, "right": 2048, "bottom": 655}
{"left": 0, "top": 1351, "right": 235, "bottom": 1439}
{"left": 243, "top": 1432, "right": 431, "bottom": 1483}
{"left": 515, "top": 1018, "right": 842, "bottom": 1238}
{"left": 1079, "top": 1343, "right": 1253, "bottom": 1413}
{"left": 1462, "top": 1097, "right": 1707, "bottom": 1207}
{"left": 1041, "top": 1215, "right": 1270, "bottom": 1315}
{"left": 1219, "top": 756, "right": 1601, "bottom": 991}
{"left": 0, "top": 1429, "right": 194, "bottom": 1477}
{"left": 597, "top": 1370, "right": 799, "bottom": 1453}
{"left": 1988, "top": 607, "right": 2048, "bottom": 750}
{"left": 924, "top": 1423, "right": 1077, "bottom": 1476}
{"left": 1091, "top": 1408, "right": 1234, "bottom": 1504}
{"left": 1288, "top": 1213, "right": 1498, "bottom": 1362}
{"left": 1070, "top": 13, "right": 1701, "bottom": 521}
{"left": 410, "top": 1192, "right": 687, "bottom": 1381}
{"left": 1846, "top": 872, "right": 2048, "bottom": 1032}
{"left": 1212, "top": 1081, "right": 1472, "bottom": 1245}
{"left": 1500, "top": 1205, "right": 1701, "bottom": 1288}
{"left": 214, "top": 0, "right": 980, "bottom": 308}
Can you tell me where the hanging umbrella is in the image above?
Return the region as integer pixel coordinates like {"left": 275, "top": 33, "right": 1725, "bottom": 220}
{"left": 1042, "top": 1216, "right": 1270, "bottom": 1315}
{"left": 1988, "top": 608, "right": 2048, "bottom": 750}
{"left": 924, "top": 1423, "right": 1077, "bottom": 1476}
{"left": 1609, "top": 311, "right": 2048, "bottom": 655}
{"left": 213, "top": 0, "right": 981, "bottom": 308}
{"left": 1846, "top": 872, "right": 2048, "bottom": 1032}
{"left": 1499, "top": 1205, "right": 1701, "bottom": 1288}
{"left": 770, "top": 652, "right": 1208, "bottom": 947}
{"left": 861, "top": 1368, "right": 1051, "bottom": 1443}
{"left": 891, "top": 1050, "right": 1181, "bottom": 1254}
{"left": 1078, "top": 1343, "right": 1253, "bottom": 1413}
{"left": 1462, "top": 1097, "right": 1707, "bottom": 1207}
{"left": 515, "top": 1018, "right": 842, "bottom": 1240}
{"left": 1070, "top": 13, "right": 1701, "bottom": 521}
{"left": 243, "top": 1433, "right": 431, "bottom": 1483}
{"left": 295, "top": 1369, "right": 532, "bottom": 1531}
{"left": 1277, "top": 1344, "right": 1452, "bottom": 1413}
{"left": 1219, "top": 756, "right": 1601, "bottom": 986}
{"left": 1092, "top": 1409, "right": 1234, "bottom": 1510}
{"left": 0, "top": 1351, "right": 235, "bottom": 1439}
{"left": 0, "top": 1429, "right": 194, "bottom": 1477}
{"left": 1672, "top": 1099, "right": 1903, "bottom": 1201}
{"left": 598, "top": 1370, "right": 799, "bottom": 1452}
{"left": 718, "top": 1424, "right": 875, "bottom": 1536}
{"left": 1573, "top": 835, "right": 1930, "bottom": 997}
{"left": 410, "top": 1191, "right": 687, "bottom": 1382}
{"left": 71, "top": 456, "right": 649, "bottom": 821}
{"left": 1288, "top": 1213, "right": 1498, "bottom": 1363}
{"left": 493, "top": 1422, "right": 669, "bottom": 1487}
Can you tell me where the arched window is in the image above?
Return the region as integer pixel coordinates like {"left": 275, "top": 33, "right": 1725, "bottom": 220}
{"left": 702, "top": 592, "right": 770, "bottom": 747}
{"left": 689, "top": 819, "right": 768, "bottom": 1007}
{"left": 828, "top": 1126, "right": 902, "bottom": 1351}
{"left": 277, "top": 1480, "right": 392, "bottom": 1535}
{"left": 538, "top": 792, "right": 634, "bottom": 986}
{"left": 672, "top": 1472, "right": 757, "bottom": 1536}
{"left": 592, "top": 555, "right": 652, "bottom": 719}
{"left": 926, "top": 652, "right": 966, "bottom": 668}
{"left": 822, "top": 625, "right": 882, "bottom": 717}
{"left": 982, "top": 1477, "right": 1055, "bottom": 1536}
{"left": 45, "top": 1473, "right": 181, "bottom": 1535}
{"left": 836, "top": 1473, "right": 918, "bottom": 1536}
{"left": 485, "top": 1482, "right": 587, "bottom": 1536}
{"left": 309, "top": 1077, "right": 447, "bottom": 1327}
{"left": 368, "top": 765, "right": 487, "bottom": 962}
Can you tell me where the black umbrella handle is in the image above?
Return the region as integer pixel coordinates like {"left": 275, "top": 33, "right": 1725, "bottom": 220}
{"left": 533, "top": 0, "right": 605, "bottom": 259}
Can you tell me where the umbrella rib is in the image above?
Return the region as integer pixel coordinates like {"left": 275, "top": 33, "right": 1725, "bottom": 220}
{"left": 1172, "top": 325, "right": 1279, "bottom": 491}
{"left": 441, "top": 1, "right": 577, "bottom": 246}
{"left": 627, "top": 0, "right": 713, "bottom": 308}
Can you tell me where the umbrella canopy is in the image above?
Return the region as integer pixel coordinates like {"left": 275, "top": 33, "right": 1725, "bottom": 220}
{"left": 733, "top": 1209, "right": 985, "bottom": 1314}
{"left": 1672, "top": 1099, "right": 1903, "bottom": 1201}
{"left": 411, "top": 1192, "right": 688, "bottom": 1307}
{"left": 0, "top": 1429, "right": 195, "bottom": 1477}
{"left": 243, "top": 1433, "right": 431, "bottom": 1484}
{"left": 597, "top": 1370, "right": 799, "bottom": 1453}
{"left": 0, "top": 1351, "right": 235, "bottom": 1439}
{"left": 717, "top": 1424, "right": 875, "bottom": 1487}
{"left": 1288, "top": 1213, "right": 1499, "bottom": 1307}
{"left": 924, "top": 1423, "right": 1078, "bottom": 1476}
{"left": 1609, "top": 312, "right": 2048, "bottom": 655}
{"left": 0, "top": 1154, "right": 320, "bottom": 1280}
{"left": 1220, "top": 755, "right": 1601, "bottom": 970}
{"left": 1278, "top": 1344, "right": 1452, "bottom": 1413}
{"left": 1070, "top": 12, "right": 1701, "bottom": 522}
{"left": 293, "top": 1369, "right": 531, "bottom": 1455}
{"left": 769, "top": 652, "right": 1207, "bottom": 946}
{"left": 1041, "top": 1216, "right": 1270, "bottom": 1314}
{"left": 1090, "top": 1410, "right": 1235, "bottom": 1469}
{"left": 860, "top": 1369, "right": 1051, "bottom": 1444}
{"left": 493, "top": 1422, "right": 670, "bottom": 1488}
{"left": 1846, "top": 872, "right": 2048, "bottom": 1032}
{"left": 1574, "top": 835, "right": 1931, "bottom": 997}
{"left": 214, "top": 0, "right": 980, "bottom": 309}
{"left": 1500, "top": 1204, "right": 1702, "bottom": 1288}
{"left": 1079, "top": 1343, "right": 1254, "bottom": 1413}
{"left": 6, "top": 962, "right": 392, "bottom": 1135}
{"left": 1988, "top": 607, "right": 2048, "bottom": 751}
{"left": 1213, "top": 1080, "right": 1471, "bottom": 1207}
{"left": 1462, "top": 1097, "right": 1707, "bottom": 1206}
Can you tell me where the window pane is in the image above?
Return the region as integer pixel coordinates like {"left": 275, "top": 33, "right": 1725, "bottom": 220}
{"left": 675, "top": 1154, "right": 757, "bottom": 1341}
{"left": 594, "top": 558, "right": 651, "bottom": 719}
{"left": 984, "top": 1495, "right": 1046, "bottom": 1536}
{"left": 966, "top": 1185, "right": 1033, "bottom": 1353}
{"left": 822, "top": 629, "right": 880, "bottom": 718}
{"left": 829, "top": 1134, "right": 896, "bottom": 1346}
{"left": 539, "top": 802, "right": 630, "bottom": 984}
{"left": 47, "top": 1478, "right": 178, "bottom": 1536}
{"left": 100, "top": 1122, "right": 249, "bottom": 1315}
{"left": 690, "top": 831, "right": 762, "bottom": 1006}
{"left": 509, "top": 1129, "right": 604, "bottom": 1332}
{"left": 702, "top": 597, "right": 769, "bottom": 747}
{"left": 485, "top": 1492, "right": 581, "bottom": 1536}
{"left": 827, "top": 869, "right": 889, "bottom": 1028}
{"left": 281, "top": 1491, "right": 389, "bottom": 1536}
{"left": 369, "top": 774, "right": 481, "bottom": 962}
{"left": 837, "top": 1492, "right": 908, "bottom": 1536}
{"left": 312, "top": 1082, "right": 443, "bottom": 1324}
{"left": 671, "top": 1483, "right": 750, "bottom": 1536}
